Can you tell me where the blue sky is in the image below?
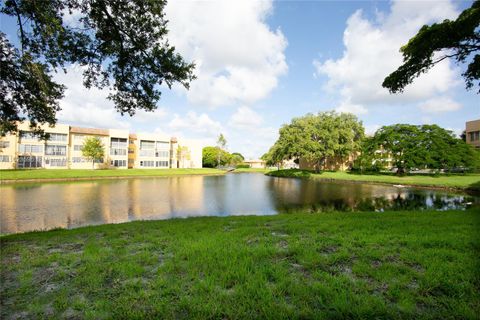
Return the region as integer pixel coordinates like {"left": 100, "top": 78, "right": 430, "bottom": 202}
{"left": 2, "top": 0, "right": 479, "bottom": 159}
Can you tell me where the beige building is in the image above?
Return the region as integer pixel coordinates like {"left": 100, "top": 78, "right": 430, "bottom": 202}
{"left": 0, "top": 122, "right": 203, "bottom": 170}
{"left": 466, "top": 119, "right": 480, "bottom": 149}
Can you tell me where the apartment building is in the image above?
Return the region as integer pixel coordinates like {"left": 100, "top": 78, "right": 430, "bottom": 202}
{"left": 466, "top": 119, "right": 480, "bottom": 149}
{"left": 0, "top": 122, "right": 202, "bottom": 170}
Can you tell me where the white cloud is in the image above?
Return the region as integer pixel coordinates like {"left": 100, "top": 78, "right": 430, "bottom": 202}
{"left": 165, "top": 0, "right": 287, "bottom": 107}
{"left": 418, "top": 96, "right": 462, "bottom": 113}
{"left": 314, "top": 0, "right": 461, "bottom": 112}
{"left": 229, "top": 106, "right": 263, "bottom": 129}
{"left": 168, "top": 111, "right": 223, "bottom": 138}
{"left": 55, "top": 65, "right": 130, "bottom": 129}
{"left": 335, "top": 100, "right": 368, "bottom": 115}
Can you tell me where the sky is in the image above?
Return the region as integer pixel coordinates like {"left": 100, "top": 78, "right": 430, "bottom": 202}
{"left": 2, "top": 0, "right": 479, "bottom": 159}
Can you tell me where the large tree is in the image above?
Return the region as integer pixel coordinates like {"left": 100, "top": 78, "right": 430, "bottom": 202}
{"left": 366, "top": 124, "right": 478, "bottom": 173}
{"left": 383, "top": 0, "right": 480, "bottom": 93}
{"left": 266, "top": 111, "right": 365, "bottom": 172}
{"left": 1, "top": 0, "right": 195, "bottom": 136}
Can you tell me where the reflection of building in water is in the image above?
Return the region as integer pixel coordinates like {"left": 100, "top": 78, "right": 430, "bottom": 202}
{"left": 0, "top": 187, "right": 19, "bottom": 233}
{"left": 169, "top": 177, "right": 205, "bottom": 216}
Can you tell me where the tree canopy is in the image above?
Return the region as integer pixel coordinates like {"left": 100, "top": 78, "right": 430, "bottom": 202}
{"left": 383, "top": 0, "right": 480, "bottom": 93}
{"left": 202, "top": 146, "right": 231, "bottom": 168}
{"left": 1, "top": 0, "right": 195, "bottom": 136}
{"left": 356, "top": 124, "right": 478, "bottom": 173}
{"left": 81, "top": 136, "right": 105, "bottom": 168}
{"left": 264, "top": 111, "right": 365, "bottom": 171}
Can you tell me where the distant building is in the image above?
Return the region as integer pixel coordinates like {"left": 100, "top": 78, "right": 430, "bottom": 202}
{"left": 243, "top": 159, "right": 266, "bottom": 169}
{"left": 466, "top": 119, "right": 480, "bottom": 149}
{"left": 0, "top": 122, "right": 203, "bottom": 170}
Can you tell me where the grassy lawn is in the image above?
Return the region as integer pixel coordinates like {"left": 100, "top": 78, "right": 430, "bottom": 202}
{"left": 267, "top": 169, "right": 480, "bottom": 191}
{"left": 1, "top": 210, "right": 479, "bottom": 319}
{"left": 0, "top": 168, "right": 224, "bottom": 181}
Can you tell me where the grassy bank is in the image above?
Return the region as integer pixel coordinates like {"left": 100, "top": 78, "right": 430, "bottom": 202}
{"left": 267, "top": 169, "right": 480, "bottom": 191}
{"left": 0, "top": 168, "right": 224, "bottom": 181}
{"left": 1, "top": 210, "right": 479, "bottom": 319}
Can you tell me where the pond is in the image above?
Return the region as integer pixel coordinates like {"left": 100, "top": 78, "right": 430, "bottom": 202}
{"left": 1, "top": 173, "right": 478, "bottom": 234}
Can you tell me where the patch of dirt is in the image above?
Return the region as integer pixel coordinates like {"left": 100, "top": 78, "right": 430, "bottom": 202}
{"left": 318, "top": 245, "right": 339, "bottom": 255}
{"left": 277, "top": 240, "right": 288, "bottom": 250}
{"left": 8, "top": 311, "right": 30, "bottom": 320}
{"left": 371, "top": 259, "right": 382, "bottom": 268}
{"left": 290, "top": 263, "right": 311, "bottom": 278}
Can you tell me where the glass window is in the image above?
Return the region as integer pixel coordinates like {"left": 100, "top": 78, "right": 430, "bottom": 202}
{"left": 45, "top": 145, "right": 67, "bottom": 156}
{"left": 0, "top": 155, "right": 10, "bottom": 162}
{"left": 73, "top": 135, "right": 85, "bottom": 142}
{"left": 74, "top": 145, "right": 83, "bottom": 151}
{"left": 110, "top": 138, "right": 127, "bottom": 149}
{"left": 110, "top": 148, "right": 127, "bottom": 156}
{"left": 0, "top": 141, "right": 10, "bottom": 148}
{"left": 155, "top": 161, "right": 169, "bottom": 167}
{"left": 139, "top": 150, "right": 155, "bottom": 157}
{"left": 140, "top": 140, "right": 155, "bottom": 149}
{"left": 111, "top": 159, "right": 126, "bottom": 167}
{"left": 48, "top": 158, "right": 67, "bottom": 167}
{"left": 48, "top": 133, "right": 67, "bottom": 142}
{"left": 20, "top": 131, "right": 39, "bottom": 141}
{"left": 18, "top": 156, "right": 42, "bottom": 168}
{"left": 19, "top": 144, "right": 43, "bottom": 154}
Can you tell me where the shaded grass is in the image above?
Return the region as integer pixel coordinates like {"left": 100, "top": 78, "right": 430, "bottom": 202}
{"left": 0, "top": 168, "right": 224, "bottom": 181}
{"left": 1, "top": 210, "right": 479, "bottom": 319}
{"left": 267, "top": 169, "right": 480, "bottom": 191}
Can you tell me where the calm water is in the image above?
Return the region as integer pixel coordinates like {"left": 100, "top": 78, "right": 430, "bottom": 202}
{"left": 1, "top": 173, "right": 478, "bottom": 234}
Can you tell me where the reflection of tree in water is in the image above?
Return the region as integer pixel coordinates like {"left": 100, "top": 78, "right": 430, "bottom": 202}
{"left": 276, "top": 190, "right": 477, "bottom": 213}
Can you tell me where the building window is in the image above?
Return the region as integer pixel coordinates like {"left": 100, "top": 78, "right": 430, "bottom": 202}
{"left": 155, "top": 150, "right": 169, "bottom": 158}
{"left": 0, "top": 141, "right": 10, "bottom": 148}
{"left": 111, "top": 137, "right": 127, "bottom": 149}
{"left": 140, "top": 140, "right": 155, "bottom": 149}
{"left": 139, "top": 150, "right": 155, "bottom": 157}
{"left": 469, "top": 131, "right": 480, "bottom": 142}
{"left": 72, "top": 157, "right": 86, "bottom": 163}
{"left": 110, "top": 148, "right": 127, "bottom": 156}
{"left": 45, "top": 145, "right": 67, "bottom": 156}
{"left": 48, "top": 133, "right": 67, "bottom": 142}
{"left": 140, "top": 160, "right": 155, "bottom": 167}
{"left": 20, "top": 131, "right": 39, "bottom": 141}
{"left": 0, "top": 155, "right": 10, "bottom": 162}
{"left": 111, "top": 159, "right": 126, "bottom": 167}
{"left": 18, "top": 156, "right": 42, "bottom": 168}
{"left": 19, "top": 144, "right": 43, "bottom": 154}
{"left": 47, "top": 158, "right": 67, "bottom": 167}
{"left": 156, "top": 161, "right": 169, "bottom": 167}
{"left": 74, "top": 145, "right": 83, "bottom": 151}
{"left": 73, "top": 135, "right": 85, "bottom": 142}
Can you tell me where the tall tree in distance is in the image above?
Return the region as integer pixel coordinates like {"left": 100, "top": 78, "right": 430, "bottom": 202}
{"left": 216, "top": 133, "right": 227, "bottom": 167}
{"left": 383, "top": 1, "right": 479, "bottom": 93}
{"left": 1, "top": 0, "right": 195, "bottom": 136}
{"left": 81, "top": 136, "right": 105, "bottom": 169}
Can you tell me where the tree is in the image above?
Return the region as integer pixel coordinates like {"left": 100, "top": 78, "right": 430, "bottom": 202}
{"left": 231, "top": 152, "right": 244, "bottom": 160}
{"left": 383, "top": 1, "right": 480, "bottom": 94}
{"left": 202, "top": 146, "right": 230, "bottom": 168}
{"left": 216, "top": 133, "right": 227, "bottom": 167}
{"left": 266, "top": 111, "right": 365, "bottom": 172}
{"left": 81, "top": 136, "right": 104, "bottom": 169}
{"left": 1, "top": 0, "right": 195, "bottom": 136}
{"left": 367, "top": 124, "right": 478, "bottom": 173}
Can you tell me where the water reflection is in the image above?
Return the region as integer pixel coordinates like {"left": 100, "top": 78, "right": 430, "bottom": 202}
{"left": 0, "top": 173, "right": 477, "bottom": 234}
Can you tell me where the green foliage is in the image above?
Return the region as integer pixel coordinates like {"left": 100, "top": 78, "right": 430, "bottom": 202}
{"left": 216, "top": 133, "right": 227, "bottom": 150}
{"left": 231, "top": 152, "right": 244, "bottom": 160}
{"left": 265, "top": 111, "right": 364, "bottom": 171}
{"left": 235, "top": 163, "right": 251, "bottom": 169}
{"left": 230, "top": 154, "right": 244, "bottom": 166}
{"left": 81, "top": 137, "right": 105, "bottom": 168}
{"left": 1, "top": 0, "right": 195, "bottom": 136}
{"left": 202, "top": 146, "right": 230, "bottom": 168}
{"left": 266, "top": 169, "right": 312, "bottom": 178}
{"left": 383, "top": 1, "right": 480, "bottom": 93}
{"left": 366, "top": 124, "right": 478, "bottom": 173}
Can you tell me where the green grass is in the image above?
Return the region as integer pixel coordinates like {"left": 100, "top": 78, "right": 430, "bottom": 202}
{"left": 0, "top": 168, "right": 224, "bottom": 181}
{"left": 267, "top": 169, "right": 480, "bottom": 191}
{"left": 1, "top": 210, "right": 479, "bottom": 319}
